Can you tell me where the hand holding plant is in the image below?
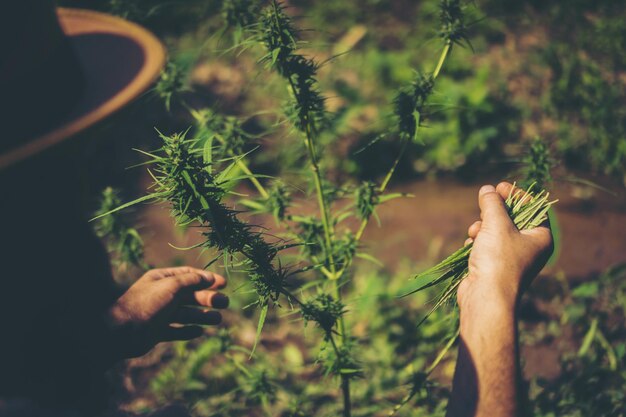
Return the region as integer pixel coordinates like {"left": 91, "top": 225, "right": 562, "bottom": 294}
{"left": 405, "top": 181, "right": 556, "bottom": 324}
{"left": 108, "top": 267, "right": 228, "bottom": 359}
{"left": 447, "top": 182, "right": 554, "bottom": 417}
{"left": 459, "top": 182, "right": 554, "bottom": 313}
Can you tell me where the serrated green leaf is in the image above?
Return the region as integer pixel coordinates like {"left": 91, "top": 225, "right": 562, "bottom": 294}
{"left": 250, "top": 303, "right": 269, "bottom": 359}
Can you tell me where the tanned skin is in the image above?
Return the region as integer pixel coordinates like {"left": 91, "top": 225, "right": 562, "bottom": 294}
{"left": 446, "top": 182, "right": 554, "bottom": 417}
{"left": 107, "top": 266, "right": 230, "bottom": 360}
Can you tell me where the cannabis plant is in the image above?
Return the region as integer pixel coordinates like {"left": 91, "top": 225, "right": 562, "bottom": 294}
{"left": 95, "top": 1, "right": 489, "bottom": 415}
{"left": 94, "top": 187, "right": 148, "bottom": 281}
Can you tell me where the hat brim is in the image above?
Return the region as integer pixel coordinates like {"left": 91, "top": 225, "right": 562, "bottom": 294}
{"left": 0, "top": 8, "right": 166, "bottom": 169}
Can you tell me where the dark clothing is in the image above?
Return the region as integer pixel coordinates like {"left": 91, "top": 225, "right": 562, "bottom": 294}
{"left": 0, "top": 153, "right": 120, "bottom": 413}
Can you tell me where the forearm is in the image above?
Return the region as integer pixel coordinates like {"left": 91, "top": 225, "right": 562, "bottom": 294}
{"left": 447, "top": 302, "right": 520, "bottom": 417}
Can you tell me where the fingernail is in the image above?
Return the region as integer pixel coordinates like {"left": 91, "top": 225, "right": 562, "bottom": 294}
{"left": 479, "top": 185, "right": 495, "bottom": 195}
{"left": 212, "top": 293, "right": 229, "bottom": 309}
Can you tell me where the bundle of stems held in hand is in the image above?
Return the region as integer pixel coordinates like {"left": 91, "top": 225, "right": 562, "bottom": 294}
{"left": 404, "top": 183, "right": 558, "bottom": 323}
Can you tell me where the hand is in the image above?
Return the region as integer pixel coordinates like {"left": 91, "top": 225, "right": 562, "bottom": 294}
{"left": 457, "top": 182, "right": 553, "bottom": 313}
{"left": 447, "top": 182, "right": 553, "bottom": 417}
{"left": 108, "top": 266, "right": 228, "bottom": 358}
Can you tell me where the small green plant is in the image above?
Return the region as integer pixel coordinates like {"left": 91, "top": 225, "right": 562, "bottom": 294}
{"left": 521, "top": 137, "right": 554, "bottom": 191}
{"left": 155, "top": 61, "right": 189, "bottom": 111}
{"left": 93, "top": 187, "right": 148, "bottom": 279}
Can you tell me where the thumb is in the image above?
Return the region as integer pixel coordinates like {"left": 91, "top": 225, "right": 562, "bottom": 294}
{"left": 478, "top": 185, "right": 514, "bottom": 230}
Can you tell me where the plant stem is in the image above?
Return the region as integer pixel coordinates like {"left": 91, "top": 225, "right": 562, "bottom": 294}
{"left": 433, "top": 41, "right": 451, "bottom": 79}
{"left": 293, "top": 83, "right": 351, "bottom": 415}
{"left": 304, "top": 124, "right": 337, "bottom": 275}
{"left": 377, "top": 138, "right": 410, "bottom": 195}
{"left": 333, "top": 41, "right": 453, "bottom": 283}
{"left": 211, "top": 131, "right": 271, "bottom": 200}
{"left": 235, "top": 158, "right": 270, "bottom": 199}
{"left": 328, "top": 334, "right": 352, "bottom": 417}
{"left": 426, "top": 328, "right": 459, "bottom": 375}
{"left": 284, "top": 72, "right": 350, "bottom": 415}
{"left": 287, "top": 76, "right": 337, "bottom": 277}
{"left": 341, "top": 376, "right": 352, "bottom": 417}
{"left": 389, "top": 329, "right": 459, "bottom": 416}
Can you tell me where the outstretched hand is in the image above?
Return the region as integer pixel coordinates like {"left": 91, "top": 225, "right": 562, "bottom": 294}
{"left": 108, "top": 266, "right": 228, "bottom": 358}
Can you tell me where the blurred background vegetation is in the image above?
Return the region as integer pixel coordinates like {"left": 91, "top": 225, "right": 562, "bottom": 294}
{"left": 59, "top": 0, "right": 626, "bottom": 415}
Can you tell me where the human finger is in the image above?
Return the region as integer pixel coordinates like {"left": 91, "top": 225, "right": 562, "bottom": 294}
{"left": 146, "top": 266, "right": 199, "bottom": 279}
{"left": 496, "top": 181, "right": 533, "bottom": 205}
{"left": 464, "top": 237, "right": 473, "bottom": 246}
{"left": 167, "top": 267, "right": 218, "bottom": 283}
{"left": 165, "top": 267, "right": 227, "bottom": 288}
{"left": 467, "top": 220, "right": 482, "bottom": 239}
{"left": 161, "top": 325, "right": 204, "bottom": 342}
{"left": 478, "top": 185, "right": 514, "bottom": 230}
{"left": 495, "top": 181, "right": 514, "bottom": 200}
{"left": 172, "top": 307, "right": 223, "bottom": 326}
{"left": 186, "top": 290, "right": 230, "bottom": 309}
{"left": 172, "top": 272, "right": 216, "bottom": 292}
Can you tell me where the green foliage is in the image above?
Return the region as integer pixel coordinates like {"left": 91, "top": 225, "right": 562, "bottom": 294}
{"left": 192, "top": 108, "right": 255, "bottom": 157}
{"left": 151, "top": 330, "right": 232, "bottom": 402}
{"left": 521, "top": 137, "right": 554, "bottom": 191}
{"left": 93, "top": 187, "right": 147, "bottom": 273}
{"left": 93, "top": 1, "right": 626, "bottom": 416}
{"left": 94, "top": 131, "right": 296, "bottom": 309}
{"left": 258, "top": 1, "right": 327, "bottom": 134}
{"left": 528, "top": 264, "right": 626, "bottom": 417}
{"left": 155, "top": 61, "right": 189, "bottom": 111}
{"left": 301, "top": 293, "right": 345, "bottom": 336}
{"left": 100, "top": 1, "right": 475, "bottom": 415}
{"left": 355, "top": 181, "right": 378, "bottom": 220}
{"left": 221, "top": 0, "right": 259, "bottom": 29}
{"left": 393, "top": 72, "right": 434, "bottom": 143}
{"left": 267, "top": 181, "right": 291, "bottom": 223}
{"left": 415, "top": 63, "right": 519, "bottom": 175}
{"left": 438, "top": 0, "right": 470, "bottom": 47}
{"left": 545, "top": 46, "right": 626, "bottom": 181}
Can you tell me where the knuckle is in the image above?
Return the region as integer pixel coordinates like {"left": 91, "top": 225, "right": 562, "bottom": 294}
{"left": 203, "top": 271, "right": 215, "bottom": 283}
{"left": 168, "top": 279, "right": 183, "bottom": 292}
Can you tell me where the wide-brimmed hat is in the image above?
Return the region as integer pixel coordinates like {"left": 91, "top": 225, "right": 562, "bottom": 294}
{"left": 0, "top": 1, "right": 166, "bottom": 169}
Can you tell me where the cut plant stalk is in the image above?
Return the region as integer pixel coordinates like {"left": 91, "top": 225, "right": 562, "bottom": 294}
{"left": 403, "top": 183, "right": 558, "bottom": 325}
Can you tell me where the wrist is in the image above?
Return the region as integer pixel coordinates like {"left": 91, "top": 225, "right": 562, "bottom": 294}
{"left": 459, "top": 296, "right": 517, "bottom": 338}
{"left": 458, "top": 270, "right": 523, "bottom": 313}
